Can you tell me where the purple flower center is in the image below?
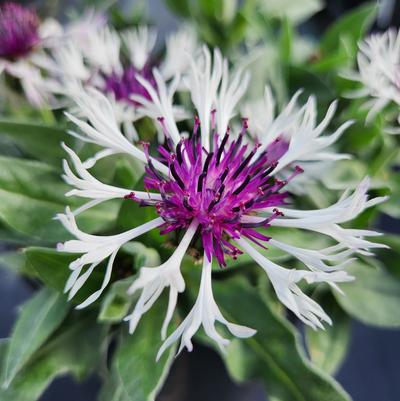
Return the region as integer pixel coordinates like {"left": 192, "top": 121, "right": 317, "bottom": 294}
{"left": 126, "top": 117, "right": 303, "bottom": 267}
{"left": 103, "top": 65, "right": 155, "bottom": 105}
{"left": 0, "top": 2, "right": 40, "bottom": 60}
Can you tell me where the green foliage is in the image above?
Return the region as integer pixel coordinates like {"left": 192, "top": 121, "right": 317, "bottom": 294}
{"left": 24, "top": 247, "right": 104, "bottom": 304}
{"left": 258, "top": 0, "right": 322, "bottom": 24}
{"left": 0, "top": 311, "right": 108, "bottom": 401}
{"left": 335, "top": 261, "right": 400, "bottom": 328}
{"left": 0, "top": 156, "right": 119, "bottom": 241}
{"left": 99, "top": 301, "right": 176, "bottom": 401}
{"left": 1, "top": 288, "right": 70, "bottom": 388}
{"left": 213, "top": 278, "right": 351, "bottom": 401}
{"left": 305, "top": 292, "right": 350, "bottom": 375}
{"left": 0, "top": 119, "right": 71, "bottom": 167}
{"left": 0, "top": 2, "right": 399, "bottom": 400}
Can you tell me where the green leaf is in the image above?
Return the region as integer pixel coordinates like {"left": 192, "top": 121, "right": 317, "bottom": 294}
{"left": 163, "top": 0, "right": 191, "bottom": 17}
{"left": 0, "top": 156, "right": 119, "bottom": 241}
{"left": 121, "top": 241, "right": 161, "bottom": 268}
{"left": 335, "top": 261, "right": 400, "bottom": 327}
{"left": 24, "top": 247, "right": 104, "bottom": 304}
{"left": 374, "top": 234, "right": 400, "bottom": 279}
{"left": 0, "top": 251, "right": 27, "bottom": 275}
{"left": 98, "top": 277, "right": 133, "bottom": 323}
{"left": 99, "top": 300, "right": 176, "bottom": 401}
{"left": 0, "top": 119, "right": 71, "bottom": 167}
{"left": 320, "top": 3, "right": 377, "bottom": 55}
{"left": 1, "top": 288, "right": 70, "bottom": 388}
{"left": 113, "top": 157, "right": 144, "bottom": 189}
{"left": 288, "top": 66, "right": 334, "bottom": 104}
{"left": 260, "top": 0, "right": 322, "bottom": 24}
{"left": 279, "top": 17, "right": 293, "bottom": 63}
{"left": 305, "top": 292, "right": 350, "bottom": 375}
{"left": 0, "top": 311, "right": 108, "bottom": 401}
{"left": 213, "top": 278, "right": 351, "bottom": 401}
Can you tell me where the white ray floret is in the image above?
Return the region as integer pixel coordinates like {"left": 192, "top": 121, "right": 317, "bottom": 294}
{"left": 65, "top": 87, "right": 169, "bottom": 174}
{"left": 84, "top": 26, "right": 122, "bottom": 75}
{"left": 124, "top": 220, "right": 199, "bottom": 338}
{"left": 215, "top": 62, "right": 250, "bottom": 135}
{"left": 237, "top": 237, "right": 353, "bottom": 329}
{"left": 133, "top": 70, "right": 183, "bottom": 145}
{"left": 161, "top": 25, "right": 198, "bottom": 80}
{"left": 242, "top": 178, "right": 388, "bottom": 253}
{"left": 156, "top": 255, "right": 256, "bottom": 360}
{"left": 122, "top": 26, "right": 157, "bottom": 70}
{"left": 61, "top": 144, "right": 161, "bottom": 215}
{"left": 56, "top": 208, "right": 164, "bottom": 308}
{"left": 271, "top": 98, "right": 353, "bottom": 173}
{"left": 187, "top": 46, "right": 223, "bottom": 150}
{"left": 242, "top": 86, "right": 305, "bottom": 145}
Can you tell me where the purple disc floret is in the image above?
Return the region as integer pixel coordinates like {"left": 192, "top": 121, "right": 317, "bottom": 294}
{"left": 0, "top": 2, "right": 40, "bottom": 60}
{"left": 103, "top": 65, "right": 155, "bottom": 105}
{"left": 126, "top": 117, "right": 303, "bottom": 267}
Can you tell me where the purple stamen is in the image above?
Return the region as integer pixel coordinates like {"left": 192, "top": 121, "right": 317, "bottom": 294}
{"left": 126, "top": 116, "right": 301, "bottom": 267}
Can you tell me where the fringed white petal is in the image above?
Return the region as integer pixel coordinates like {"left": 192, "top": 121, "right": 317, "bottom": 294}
{"left": 122, "top": 26, "right": 157, "bottom": 70}
{"left": 65, "top": 87, "right": 169, "bottom": 174}
{"left": 216, "top": 62, "right": 250, "bottom": 135}
{"left": 161, "top": 25, "right": 198, "bottom": 80}
{"left": 250, "top": 88, "right": 304, "bottom": 149}
{"left": 133, "top": 70, "right": 182, "bottom": 145}
{"left": 156, "top": 255, "right": 256, "bottom": 361}
{"left": 124, "top": 220, "right": 199, "bottom": 336}
{"left": 186, "top": 46, "right": 223, "bottom": 151}
{"left": 84, "top": 26, "right": 122, "bottom": 75}
{"left": 273, "top": 98, "right": 353, "bottom": 173}
{"left": 236, "top": 237, "right": 353, "bottom": 330}
{"left": 344, "top": 28, "right": 400, "bottom": 126}
{"left": 56, "top": 208, "right": 164, "bottom": 307}
{"left": 61, "top": 144, "right": 161, "bottom": 212}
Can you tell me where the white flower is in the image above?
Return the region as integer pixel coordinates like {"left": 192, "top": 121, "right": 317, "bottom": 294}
{"left": 58, "top": 47, "right": 386, "bottom": 358}
{"left": 344, "top": 28, "right": 400, "bottom": 130}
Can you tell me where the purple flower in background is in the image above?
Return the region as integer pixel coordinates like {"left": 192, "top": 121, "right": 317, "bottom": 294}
{"left": 0, "top": 2, "right": 40, "bottom": 60}
{"left": 103, "top": 65, "right": 156, "bottom": 105}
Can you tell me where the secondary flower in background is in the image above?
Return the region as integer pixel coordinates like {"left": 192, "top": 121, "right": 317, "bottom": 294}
{"left": 57, "top": 47, "right": 387, "bottom": 358}
{"left": 42, "top": 25, "right": 196, "bottom": 141}
{"left": 344, "top": 28, "right": 400, "bottom": 132}
{"left": 0, "top": 2, "right": 104, "bottom": 107}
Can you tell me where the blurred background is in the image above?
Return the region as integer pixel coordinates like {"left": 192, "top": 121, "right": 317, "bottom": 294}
{"left": 0, "top": 0, "right": 399, "bottom": 400}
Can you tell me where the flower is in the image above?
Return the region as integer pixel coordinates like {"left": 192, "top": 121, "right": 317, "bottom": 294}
{"left": 0, "top": 2, "right": 104, "bottom": 107}
{"left": 42, "top": 25, "right": 196, "bottom": 141}
{"left": 57, "top": 47, "right": 387, "bottom": 357}
{"left": 0, "top": 2, "right": 40, "bottom": 60}
{"left": 344, "top": 28, "right": 400, "bottom": 132}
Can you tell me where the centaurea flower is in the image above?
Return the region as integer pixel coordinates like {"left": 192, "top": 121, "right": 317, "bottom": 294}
{"left": 344, "top": 28, "right": 400, "bottom": 132}
{"left": 42, "top": 25, "right": 196, "bottom": 141}
{"left": 0, "top": 2, "right": 104, "bottom": 106}
{"left": 57, "top": 48, "right": 387, "bottom": 357}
